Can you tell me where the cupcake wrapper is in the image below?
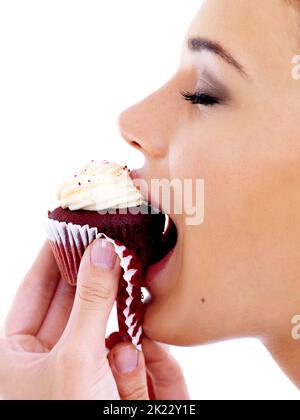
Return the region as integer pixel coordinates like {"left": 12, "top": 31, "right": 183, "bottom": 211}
{"left": 45, "top": 218, "right": 144, "bottom": 350}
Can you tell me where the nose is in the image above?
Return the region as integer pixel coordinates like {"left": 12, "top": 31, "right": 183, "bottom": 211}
{"left": 117, "top": 85, "right": 172, "bottom": 160}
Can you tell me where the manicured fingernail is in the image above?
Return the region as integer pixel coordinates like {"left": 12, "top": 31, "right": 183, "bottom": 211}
{"left": 90, "top": 239, "right": 117, "bottom": 269}
{"left": 114, "top": 345, "right": 138, "bottom": 374}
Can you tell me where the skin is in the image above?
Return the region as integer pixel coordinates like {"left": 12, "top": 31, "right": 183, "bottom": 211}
{"left": 119, "top": 0, "right": 300, "bottom": 388}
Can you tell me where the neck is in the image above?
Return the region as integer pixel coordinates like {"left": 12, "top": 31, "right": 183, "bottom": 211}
{"left": 264, "top": 330, "right": 300, "bottom": 389}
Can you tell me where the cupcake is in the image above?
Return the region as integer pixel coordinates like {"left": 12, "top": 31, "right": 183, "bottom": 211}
{"left": 46, "top": 160, "right": 177, "bottom": 349}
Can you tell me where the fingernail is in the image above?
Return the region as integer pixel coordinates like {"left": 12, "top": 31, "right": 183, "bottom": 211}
{"left": 90, "top": 239, "right": 117, "bottom": 269}
{"left": 114, "top": 345, "right": 138, "bottom": 374}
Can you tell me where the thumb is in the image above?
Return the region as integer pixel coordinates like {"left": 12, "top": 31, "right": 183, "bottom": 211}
{"left": 108, "top": 342, "right": 149, "bottom": 400}
{"left": 59, "top": 238, "right": 120, "bottom": 354}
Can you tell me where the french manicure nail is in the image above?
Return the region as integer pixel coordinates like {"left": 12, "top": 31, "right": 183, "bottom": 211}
{"left": 114, "top": 345, "right": 138, "bottom": 374}
{"left": 90, "top": 239, "right": 117, "bottom": 269}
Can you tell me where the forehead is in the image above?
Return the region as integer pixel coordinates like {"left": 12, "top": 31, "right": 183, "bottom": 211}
{"left": 185, "top": 0, "right": 299, "bottom": 83}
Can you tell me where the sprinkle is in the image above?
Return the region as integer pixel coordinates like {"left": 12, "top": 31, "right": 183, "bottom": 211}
{"left": 78, "top": 182, "right": 81, "bottom": 186}
{"left": 74, "top": 174, "right": 77, "bottom": 178}
{"left": 88, "top": 179, "right": 91, "bottom": 183}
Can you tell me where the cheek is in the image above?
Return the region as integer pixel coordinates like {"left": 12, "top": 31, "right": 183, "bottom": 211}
{"left": 143, "top": 112, "right": 300, "bottom": 345}
{"left": 169, "top": 114, "right": 282, "bottom": 234}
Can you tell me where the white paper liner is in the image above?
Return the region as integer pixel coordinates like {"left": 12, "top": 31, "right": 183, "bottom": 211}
{"left": 45, "top": 218, "right": 143, "bottom": 350}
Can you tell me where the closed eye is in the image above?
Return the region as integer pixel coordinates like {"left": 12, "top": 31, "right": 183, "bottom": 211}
{"left": 181, "top": 90, "right": 221, "bottom": 106}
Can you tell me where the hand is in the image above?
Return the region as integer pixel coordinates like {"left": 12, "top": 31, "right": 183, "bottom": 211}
{"left": 0, "top": 239, "right": 189, "bottom": 400}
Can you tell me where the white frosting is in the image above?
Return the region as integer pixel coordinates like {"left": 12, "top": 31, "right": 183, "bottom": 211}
{"left": 57, "top": 160, "right": 145, "bottom": 211}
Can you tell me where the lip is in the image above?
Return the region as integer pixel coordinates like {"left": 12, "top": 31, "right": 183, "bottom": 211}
{"left": 143, "top": 246, "right": 176, "bottom": 286}
{"left": 131, "top": 167, "right": 178, "bottom": 225}
{"left": 131, "top": 168, "right": 162, "bottom": 213}
{"left": 131, "top": 167, "right": 178, "bottom": 282}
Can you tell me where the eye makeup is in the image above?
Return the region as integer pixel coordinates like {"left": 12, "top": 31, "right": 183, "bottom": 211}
{"left": 181, "top": 69, "right": 230, "bottom": 107}
{"left": 181, "top": 90, "right": 221, "bottom": 106}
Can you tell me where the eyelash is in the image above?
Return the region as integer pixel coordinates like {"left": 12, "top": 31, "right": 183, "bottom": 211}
{"left": 181, "top": 90, "right": 221, "bottom": 106}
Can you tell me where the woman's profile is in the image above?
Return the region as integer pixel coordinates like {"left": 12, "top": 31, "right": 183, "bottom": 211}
{"left": 1, "top": 0, "right": 300, "bottom": 399}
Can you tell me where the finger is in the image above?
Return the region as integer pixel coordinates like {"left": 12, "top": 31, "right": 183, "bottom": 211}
{"left": 5, "top": 242, "right": 61, "bottom": 337}
{"left": 36, "top": 278, "right": 76, "bottom": 350}
{"left": 106, "top": 332, "right": 155, "bottom": 399}
{"left": 108, "top": 342, "right": 149, "bottom": 400}
{"left": 142, "top": 336, "right": 190, "bottom": 400}
{"left": 57, "top": 238, "right": 121, "bottom": 355}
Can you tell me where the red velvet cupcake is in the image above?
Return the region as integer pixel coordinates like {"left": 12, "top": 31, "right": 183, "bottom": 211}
{"left": 46, "top": 160, "right": 176, "bottom": 349}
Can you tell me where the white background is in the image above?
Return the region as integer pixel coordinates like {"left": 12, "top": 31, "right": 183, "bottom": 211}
{"left": 0, "top": 0, "right": 299, "bottom": 400}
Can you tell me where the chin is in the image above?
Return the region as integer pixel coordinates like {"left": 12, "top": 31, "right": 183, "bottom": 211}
{"left": 142, "top": 277, "right": 231, "bottom": 347}
{"left": 142, "top": 303, "right": 201, "bottom": 346}
{"left": 142, "top": 255, "right": 199, "bottom": 347}
{"left": 142, "top": 307, "right": 183, "bottom": 345}
{"left": 143, "top": 305, "right": 230, "bottom": 347}
{"left": 141, "top": 219, "right": 186, "bottom": 345}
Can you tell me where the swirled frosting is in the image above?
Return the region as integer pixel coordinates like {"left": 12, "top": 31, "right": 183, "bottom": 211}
{"left": 57, "top": 160, "right": 145, "bottom": 211}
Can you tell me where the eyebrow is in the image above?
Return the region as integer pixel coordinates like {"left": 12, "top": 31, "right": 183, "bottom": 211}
{"left": 188, "top": 37, "right": 247, "bottom": 78}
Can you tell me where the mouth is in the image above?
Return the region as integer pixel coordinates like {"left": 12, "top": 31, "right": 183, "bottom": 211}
{"left": 131, "top": 168, "right": 178, "bottom": 282}
{"left": 144, "top": 230, "right": 177, "bottom": 290}
{"left": 151, "top": 213, "right": 178, "bottom": 265}
{"left": 141, "top": 213, "right": 177, "bottom": 288}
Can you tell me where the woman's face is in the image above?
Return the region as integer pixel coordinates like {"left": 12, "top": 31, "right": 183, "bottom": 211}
{"left": 119, "top": 0, "right": 300, "bottom": 346}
